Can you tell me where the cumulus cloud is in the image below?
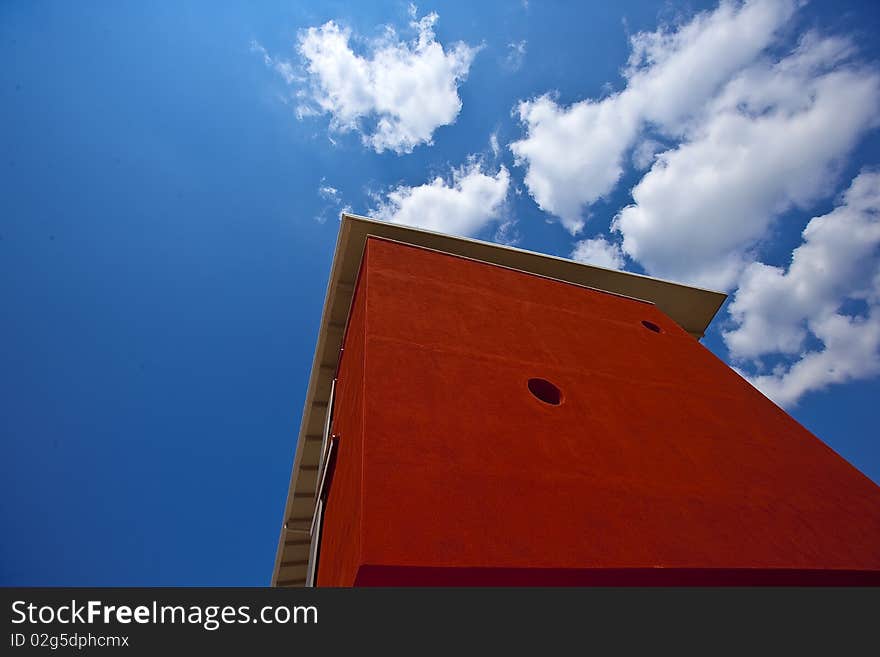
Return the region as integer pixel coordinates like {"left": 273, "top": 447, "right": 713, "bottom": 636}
{"left": 293, "top": 8, "right": 479, "bottom": 154}
{"left": 724, "top": 171, "right": 880, "bottom": 406}
{"left": 371, "top": 159, "right": 510, "bottom": 236}
{"left": 746, "top": 313, "right": 880, "bottom": 408}
{"left": 510, "top": 0, "right": 797, "bottom": 234}
{"left": 614, "top": 33, "right": 880, "bottom": 289}
{"left": 571, "top": 238, "right": 626, "bottom": 270}
{"left": 510, "top": 92, "right": 640, "bottom": 234}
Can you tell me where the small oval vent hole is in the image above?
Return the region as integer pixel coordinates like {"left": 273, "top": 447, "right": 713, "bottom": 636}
{"left": 527, "top": 378, "right": 562, "bottom": 405}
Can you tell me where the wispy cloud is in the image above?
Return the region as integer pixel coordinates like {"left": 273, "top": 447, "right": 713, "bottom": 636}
{"left": 318, "top": 184, "right": 340, "bottom": 203}
{"left": 250, "top": 40, "right": 299, "bottom": 84}
{"left": 489, "top": 131, "right": 501, "bottom": 158}
{"left": 314, "top": 179, "right": 346, "bottom": 224}
{"left": 493, "top": 218, "right": 521, "bottom": 246}
{"left": 504, "top": 40, "right": 527, "bottom": 71}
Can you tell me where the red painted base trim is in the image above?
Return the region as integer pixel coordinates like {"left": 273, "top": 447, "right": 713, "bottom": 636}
{"left": 354, "top": 565, "right": 880, "bottom": 587}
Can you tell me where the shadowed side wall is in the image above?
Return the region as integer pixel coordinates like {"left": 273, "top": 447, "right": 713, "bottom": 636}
{"left": 314, "top": 256, "right": 368, "bottom": 587}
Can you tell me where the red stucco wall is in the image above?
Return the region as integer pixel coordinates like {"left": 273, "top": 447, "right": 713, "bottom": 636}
{"left": 314, "top": 256, "right": 366, "bottom": 587}
{"left": 318, "top": 237, "right": 880, "bottom": 586}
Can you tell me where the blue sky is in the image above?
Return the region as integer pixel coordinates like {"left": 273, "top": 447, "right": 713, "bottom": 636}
{"left": 2, "top": 0, "right": 879, "bottom": 585}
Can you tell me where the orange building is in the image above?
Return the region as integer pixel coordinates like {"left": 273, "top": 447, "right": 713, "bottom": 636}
{"left": 272, "top": 213, "right": 880, "bottom": 586}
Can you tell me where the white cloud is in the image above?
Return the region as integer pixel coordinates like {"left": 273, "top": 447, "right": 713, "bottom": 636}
{"left": 510, "top": 0, "right": 797, "bottom": 234}
{"left": 632, "top": 139, "right": 662, "bottom": 170}
{"left": 745, "top": 312, "right": 880, "bottom": 408}
{"left": 493, "top": 219, "right": 521, "bottom": 246}
{"left": 489, "top": 131, "right": 501, "bottom": 158}
{"left": 371, "top": 159, "right": 510, "bottom": 236}
{"left": 294, "top": 9, "right": 478, "bottom": 154}
{"left": 251, "top": 41, "right": 299, "bottom": 84}
{"left": 510, "top": 92, "right": 640, "bottom": 234}
{"left": 614, "top": 33, "right": 880, "bottom": 289}
{"left": 504, "top": 40, "right": 527, "bottom": 71}
{"left": 318, "top": 184, "right": 340, "bottom": 203}
{"left": 571, "top": 237, "right": 626, "bottom": 270}
{"left": 315, "top": 179, "right": 345, "bottom": 223}
{"left": 725, "top": 171, "right": 880, "bottom": 406}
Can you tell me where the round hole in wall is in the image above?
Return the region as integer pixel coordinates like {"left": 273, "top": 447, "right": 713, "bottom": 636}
{"left": 641, "top": 320, "right": 662, "bottom": 333}
{"left": 527, "top": 378, "right": 562, "bottom": 405}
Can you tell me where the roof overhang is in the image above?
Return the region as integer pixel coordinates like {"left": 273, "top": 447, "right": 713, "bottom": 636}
{"left": 271, "top": 212, "right": 727, "bottom": 586}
